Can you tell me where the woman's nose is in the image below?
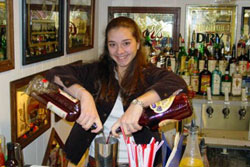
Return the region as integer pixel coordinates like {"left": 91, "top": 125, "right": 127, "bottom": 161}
{"left": 117, "top": 45, "right": 125, "bottom": 54}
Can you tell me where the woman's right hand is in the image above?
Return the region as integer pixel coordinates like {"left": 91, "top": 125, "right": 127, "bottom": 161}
{"left": 76, "top": 89, "right": 103, "bottom": 133}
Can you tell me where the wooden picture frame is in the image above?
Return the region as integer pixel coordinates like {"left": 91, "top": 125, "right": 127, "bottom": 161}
{"left": 10, "top": 72, "right": 51, "bottom": 149}
{"left": 66, "top": 0, "right": 95, "bottom": 54}
{"left": 22, "top": 0, "right": 64, "bottom": 65}
{"left": 0, "top": 0, "right": 14, "bottom": 72}
{"left": 108, "top": 7, "right": 181, "bottom": 52}
{"left": 42, "top": 128, "right": 68, "bottom": 166}
{"left": 241, "top": 7, "right": 250, "bottom": 39}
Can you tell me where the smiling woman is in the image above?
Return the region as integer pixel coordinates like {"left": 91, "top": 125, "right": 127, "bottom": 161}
{"left": 0, "top": 0, "right": 14, "bottom": 73}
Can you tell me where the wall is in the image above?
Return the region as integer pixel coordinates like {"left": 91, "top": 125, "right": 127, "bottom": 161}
{"left": 0, "top": 0, "right": 249, "bottom": 165}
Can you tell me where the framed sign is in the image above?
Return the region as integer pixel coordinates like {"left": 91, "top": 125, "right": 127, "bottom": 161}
{"left": 10, "top": 72, "right": 51, "bottom": 149}
{"left": 0, "top": 0, "right": 14, "bottom": 72}
{"left": 22, "top": 0, "right": 64, "bottom": 65}
{"left": 42, "top": 128, "right": 68, "bottom": 166}
{"left": 108, "top": 7, "right": 181, "bottom": 52}
{"left": 186, "top": 5, "right": 237, "bottom": 54}
{"left": 66, "top": 0, "right": 95, "bottom": 54}
{"left": 241, "top": 7, "right": 250, "bottom": 39}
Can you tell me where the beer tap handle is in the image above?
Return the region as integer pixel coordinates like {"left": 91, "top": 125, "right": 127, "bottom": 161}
{"left": 222, "top": 87, "right": 230, "bottom": 119}
{"left": 206, "top": 87, "right": 214, "bottom": 118}
{"left": 239, "top": 88, "right": 248, "bottom": 120}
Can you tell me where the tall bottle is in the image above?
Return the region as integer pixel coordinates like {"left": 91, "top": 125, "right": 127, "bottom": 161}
{"left": 229, "top": 44, "right": 237, "bottom": 76}
{"left": 218, "top": 48, "right": 227, "bottom": 75}
{"left": 198, "top": 43, "right": 206, "bottom": 73}
{"left": 211, "top": 63, "right": 222, "bottom": 96}
{"left": 199, "top": 60, "right": 211, "bottom": 95}
{"left": 179, "top": 121, "right": 204, "bottom": 167}
{"left": 221, "top": 67, "right": 232, "bottom": 95}
{"left": 231, "top": 65, "right": 242, "bottom": 96}
{"left": 5, "top": 142, "right": 18, "bottom": 167}
{"left": 238, "top": 49, "right": 248, "bottom": 77}
{"left": 25, "top": 75, "right": 81, "bottom": 122}
{"left": 181, "top": 60, "right": 191, "bottom": 86}
{"left": 190, "top": 66, "right": 200, "bottom": 93}
{"left": 178, "top": 39, "right": 188, "bottom": 74}
{"left": 207, "top": 53, "right": 217, "bottom": 73}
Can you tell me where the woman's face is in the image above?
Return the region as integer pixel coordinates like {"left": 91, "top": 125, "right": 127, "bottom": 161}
{"left": 107, "top": 27, "right": 139, "bottom": 72}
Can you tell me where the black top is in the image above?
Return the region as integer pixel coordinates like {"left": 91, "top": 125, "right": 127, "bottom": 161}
{"left": 46, "top": 62, "right": 187, "bottom": 165}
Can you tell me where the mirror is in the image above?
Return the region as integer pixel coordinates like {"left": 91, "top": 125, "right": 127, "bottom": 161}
{"left": 108, "top": 7, "right": 181, "bottom": 52}
{"left": 0, "top": 0, "right": 14, "bottom": 73}
{"left": 241, "top": 7, "right": 250, "bottom": 39}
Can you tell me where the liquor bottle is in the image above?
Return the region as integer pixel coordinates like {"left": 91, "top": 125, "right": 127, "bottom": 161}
{"left": 25, "top": 75, "right": 81, "bottom": 122}
{"left": 5, "top": 142, "right": 18, "bottom": 167}
{"left": 190, "top": 66, "right": 199, "bottom": 93}
{"left": 199, "top": 60, "right": 211, "bottom": 95}
{"left": 166, "top": 57, "right": 172, "bottom": 72}
{"left": 198, "top": 43, "right": 206, "bottom": 72}
{"left": 213, "top": 36, "right": 221, "bottom": 60}
{"left": 238, "top": 49, "right": 248, "bottom": 77}
{"left": 179, "top": 121, "right": 204, "bottom": 167}
{"left": 178, "top": 39, "right": 188, "bottom": 74}
{"left": 181, "top": 60, "right": 191, "bottom": 86}
{"left": 170, "top": 54, "right": 177, "bottom": 73}
{"left": 115, "top": 89, "right": 193, "bottom": 132}
{"left": 0, "top": 138, "right": 5, "bottom": 166}
{"left": 211, "top": 63, "right": 222, "bottom": 96}
{"left": 221, "top": 67, "right": 232, "bottom": 95}
{"left": 229, "top": 44, "right": 237, "bottom": 76}
{"left": 231, "top": 65, "right": 242, "bottom": 96}
{"left": 207, "top": 52, "right": 217, "bottom": 73}
{"left": 218, "top": 48, "right": 227, "bottom": 75}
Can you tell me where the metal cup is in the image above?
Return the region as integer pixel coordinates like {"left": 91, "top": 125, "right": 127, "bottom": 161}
{"left": 95, "top": 136, "right": 118, "bottom": 167}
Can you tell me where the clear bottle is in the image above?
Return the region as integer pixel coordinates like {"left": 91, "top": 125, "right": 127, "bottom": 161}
{"left": 229, "top": 44, "right": 237, "bottom": 76}
{"left": 179, "top": 121, "right": 204, "bottom": 167}
{"left": 25, "top": 75, "right": 81, "bottom": 122}
{"left": 5, "top": 142, "right": 18, "bottom": 167}
{"left": 211, "top": 63, "right": 222, "bottom": 96}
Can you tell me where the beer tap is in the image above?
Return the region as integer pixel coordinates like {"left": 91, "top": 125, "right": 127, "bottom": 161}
{"left": 206, "top": 87, "right": 214, "bottom": 118}
{"left": 222, "top": 87, "right": 230, "bottom": 119}
{"left": 239, "top": 88, "right": 248, "bottom": 120}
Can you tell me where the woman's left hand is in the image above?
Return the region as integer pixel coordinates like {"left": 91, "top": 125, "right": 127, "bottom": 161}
{"left": 112, "top": 103, "right": 143, "bottom": 136}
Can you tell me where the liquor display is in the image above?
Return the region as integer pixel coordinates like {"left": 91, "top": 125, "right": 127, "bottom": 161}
{"left": 145, "top": 30, "right": 250, "bottom": 98}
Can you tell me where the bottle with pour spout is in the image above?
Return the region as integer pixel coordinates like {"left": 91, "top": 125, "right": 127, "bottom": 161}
{"left": 179, "top": 120, "right": 204, "bottom": 167}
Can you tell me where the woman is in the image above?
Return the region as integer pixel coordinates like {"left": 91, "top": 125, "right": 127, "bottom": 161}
{"left": 46, "top": 16, "right": 187, "bottom": 166}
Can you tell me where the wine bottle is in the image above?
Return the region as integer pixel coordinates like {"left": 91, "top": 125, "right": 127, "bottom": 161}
{"left": 25, "top": 75, "right": 81, "bottom": 122}
{"left": 5, "top": 142, "right": 18, "bottom": 167}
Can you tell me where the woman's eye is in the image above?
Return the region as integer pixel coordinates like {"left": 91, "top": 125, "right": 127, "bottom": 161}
{"left": 123, "top": 41, "right": 130, "bottom": 46}
{"left": 109, "top": 43, "right": 116, "bottom": 47}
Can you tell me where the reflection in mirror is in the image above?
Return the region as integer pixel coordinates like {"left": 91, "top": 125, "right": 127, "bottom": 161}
{"left": 242, "top": 7, "right": 250, "bottom": 39}
{"left": 0, "top": 0, "right": 14, "bottom": 73}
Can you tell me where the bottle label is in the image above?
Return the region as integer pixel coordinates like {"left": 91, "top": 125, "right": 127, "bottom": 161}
{"left": 47, "top": 102, "right": 67, "bottom": 119}
{"left": 219, "top": 60, "right": 227, "bottom": 75}
{"left": 200, "top": 75, "right": 211, "bottom": 93}
{"left": 232, "top": 75, "right": 242, "bottom": 95}
{"left": 208, "top": 60, "right": 217, "bottom": 73}
{"left": 212, "top": 73, "right": 221, "bottom": 95}
{"left": 181, "top": 75, "right": 190, "bottom": 86}
{"left": 239, "top": 61, "right": 247, "bottom": 75}
{"left": 229, "top": 63, "right": 236, "bottom": 76}
{"left": 191, "top": 75, "right": 199, "bottom": 92}
{"left": 58, "top": 89, "right": 78, "bottom": 103}
{"left": 199, "top": 60, "right": 205, "bottom": 72}
{"left": 221, "top": 82, "right": 231, "bottom": 94}
{"left": 150, "top": 94, "right": 176, "bottom": 113}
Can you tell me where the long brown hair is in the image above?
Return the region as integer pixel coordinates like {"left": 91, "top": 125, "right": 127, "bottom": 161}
{"left": 96, "top": 17, "right": 148, "bottom": 104}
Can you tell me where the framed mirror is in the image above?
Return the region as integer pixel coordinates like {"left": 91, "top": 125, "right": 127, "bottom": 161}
{"left": 241, "top": 7, "right": 250, "bottom": 39}
{"left": 22, "top": 0, "right": 64, "bottom": 65}
{"left": 0, "top": 0, "right": 14, "bottom": 73}
{"left": 66, "top": 0, "right": 95, "bottom": 54}
{"left": 108, "top": 7, "right": 181, "bottom": 52}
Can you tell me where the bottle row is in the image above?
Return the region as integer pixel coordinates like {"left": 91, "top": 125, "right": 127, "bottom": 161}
{"left": 26, "top": 44, "right": 58, "bottom": 57}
